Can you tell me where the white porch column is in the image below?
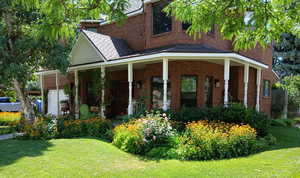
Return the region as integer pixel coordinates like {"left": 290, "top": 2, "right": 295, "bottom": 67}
{"left": 39, "top": 74, "right": 45, "bottom": 114}
{"left": 100, "top": 66, "right": 106, "bottom": 118}
{"left": 128, "top": 63, "right": 133, "bottom": 115}
{"left": 243, "top": 64, "right": 249, "bottom": 107}
{"left": 256, "top": 68, "right": 262, "bottom": 111}
{"left": 74, "top": 70, "right": 79, "bottom": 119}
{"left": 56, "top": 71, "right": 60, "bottom": 116}
{"left": 224, "top": 59, "right": 230, "bottom": 106}
{"left": 162, "top": 58, "right": 169, "bottom": 111}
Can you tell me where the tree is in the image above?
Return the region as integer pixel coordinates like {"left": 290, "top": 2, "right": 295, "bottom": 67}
{"left": 275, "top": 76, "right": 300, "bottom": 118}
{"left": 273, "top": 34, "right": 300, "bottom": 118}
{"left": 0, "top": 0, "right": 128, "bottom": 121}
{"left": 165, "top": 0, "right": 300, "bottom": 50}
{"left": 273, "top": 34, "right": 300, "bottom": 77}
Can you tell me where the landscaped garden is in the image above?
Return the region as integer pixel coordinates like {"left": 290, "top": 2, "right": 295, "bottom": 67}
{"left": 0, "top": 104, "right": 300, "bottom": 177}
{"left": 0, "top": 126, "right": 299, "bottom": 177}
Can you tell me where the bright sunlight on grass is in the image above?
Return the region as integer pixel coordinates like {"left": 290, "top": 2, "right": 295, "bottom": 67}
{"left": 0, "top": 126, "right": 299, "bottom": 178}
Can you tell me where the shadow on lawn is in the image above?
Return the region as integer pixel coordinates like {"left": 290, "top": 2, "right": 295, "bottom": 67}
{"left": 0, "top": 139, "right": 53, "bottom": 168}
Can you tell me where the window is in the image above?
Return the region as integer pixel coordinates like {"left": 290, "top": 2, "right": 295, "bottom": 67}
{"left": 263, "top": 80, "right": 270, "bottom": 97}
{"left": 86, "top": 27, "right": 97, "bottom": 32}
{"left": 182, "top": 22, "right": 191, "bottom": 30}
{"left": 181, "top": 75, "right": 197, "bottom": 107}
{"left": 152, "top": 0, "right": 172, "bottom": 35}
{"left": 151, "top": 77, "right": 171, "bottom": 109}
{"left": 182, "top": 23, "right": 215, "bottom": 35}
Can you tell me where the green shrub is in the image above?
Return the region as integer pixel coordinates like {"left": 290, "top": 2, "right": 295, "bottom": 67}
{"left": 20, "top": 116, "right": 59, "bottom": 139}
{"left": 20, "top": 115, "right": 112, "bottom": 139}
{"left": 79, "top": 104, "right": 95, "bottom": 120}
{"left": 112, "top": 120, "right": 145, "bottom": 154}
{"left": 113, "top": 115, "right": 174, "bottom": 154}
{"left": 84, "top": 118, "right": 112, "bottom": 137}
{"left": 0, "top": 126, "right": 14, "bottom": 135}
{"left": 271, "top": 118, "right": 296, "bottom": 127}
{"left": 174, "top": 107, "right": 207, "bottom": 122}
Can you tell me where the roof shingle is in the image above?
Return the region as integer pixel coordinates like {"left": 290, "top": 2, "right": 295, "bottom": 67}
{"left": 82, "top": 30, "right": 133, "bottom": 60}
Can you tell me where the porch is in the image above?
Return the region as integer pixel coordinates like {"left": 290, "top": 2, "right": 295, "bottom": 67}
{"left": 40, "top": 58, "right": 266, "bottom": 118}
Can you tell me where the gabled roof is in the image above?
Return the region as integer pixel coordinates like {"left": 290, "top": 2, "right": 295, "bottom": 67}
{"left": 82, "top": 30, "right": 133, "bottom": 61}
{"left": 123, "top": 0, "right": 143, "bottom": 15}
{"left": 81, "top": 0, "right": 143, "bottom": 23}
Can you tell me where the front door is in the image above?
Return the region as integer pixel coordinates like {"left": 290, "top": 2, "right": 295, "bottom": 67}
{"left": 204, "top": 76, "right": 214, "bottom": 107}
{"left": 110, "top": 80, "right": 129, "bottom": 116}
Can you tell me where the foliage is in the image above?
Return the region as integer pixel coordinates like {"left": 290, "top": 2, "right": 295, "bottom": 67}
{"left": 79, "top": 104, "right": 95, "bottom": 120}
{"left": 19, "top": 114, "right": 112, "bottom": 139}
{"left": 113, "top": 119, "right": 145, "bottom": 154}
{"left": 113, "top": 115, "right": 174, "bottom": 154}
{"left": 275, "top": 76, "right": 300, "bottom": 107}
{"left": 140, "top": 114, "right": 174, "bottom": 146}
{"left": 0, "top": 112, "right": 22, "bottom": 126}
{"left": 165, "top": 0, "right": 300, "bottom": 50}
{"left": 174, "top": 103, "right": 271, "bottom": 136}
{"left": 273, "top": 34, "right": 300, "bottom": 77}
{"left": 271, "top": 118, "right": 297, "bottom": 127}
{"left": 173, "top": 120, "right": 261, "bottom": 160}
{"left": 174, "top": 106, "right": 207, "bottom": 122}
{"left": 0, "top": 0, "right": 129, "bottom": 120}
{"left": 0, "top": 126, "right": 15, "bottom": 135}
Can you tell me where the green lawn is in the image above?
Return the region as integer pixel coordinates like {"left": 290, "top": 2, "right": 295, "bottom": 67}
{"left": 0, "top": 127, "right": 300, "bottom": 178}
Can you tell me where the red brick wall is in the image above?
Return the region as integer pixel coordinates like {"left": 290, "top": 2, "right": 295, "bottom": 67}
{"left": 73, "top": 3, "right": 278, "bottom": 115}
{"left": 43, "top": 73, "right": 73, "bottom": 90}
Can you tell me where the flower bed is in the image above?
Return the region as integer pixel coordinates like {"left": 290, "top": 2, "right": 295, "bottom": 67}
{"left": 113, "top": 115, "right": 174, "bottom": 154}
{"left": 174, "top": 120, "right": 259, "bottom": 160}
{"left": 20, "top": 115, "right": 112, "bottom": 139}
{"left": 112, "top": 115, "right": 274, "bottom": 160}
{"left": 0, "top": 112, "right": 21, "bottom": 126}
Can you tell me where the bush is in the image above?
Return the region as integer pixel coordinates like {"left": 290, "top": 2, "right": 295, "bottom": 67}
{"left": 0, "top": 126, "right": 15, "bottom": 135}
{"left": 271, "top": 118, "right": 296, "bottom": 127}
{"left": 20, "top": 115, "right": 112, "bottom": 139}
{"left": 174, "top": 107, "right": 207, "bottom": 122}
{"left": 113, "top": 115, "right": 174, "bottom": 154}
{"left": 20, "top": 115, "right": 59, "bottom": 139}
{"left": 173, "top": 120, "right": 261, "bottom": 160}
{"left": 113, "top": 120, "right": 145, "bottom": 154}
{"left": 175, "top": 103, "right": 271, "bottom": 136}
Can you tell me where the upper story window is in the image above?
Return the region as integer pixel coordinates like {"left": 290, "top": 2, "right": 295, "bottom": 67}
{"left": 263, "top": 80, "right": 270, "bottom": 97}
{"left": 182, "top": 22, "right": 215, "bottom": 35}
{"left": 152, "top": 0, "right": 172, "bottom": 35}
{"left": 182, "top": 22, "right": 191, "bottom": 31}
{"left": 86, "top": 27, "right": 97, "bottom": 32}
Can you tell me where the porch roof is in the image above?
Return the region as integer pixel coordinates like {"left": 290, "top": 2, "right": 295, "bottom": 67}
{"left": 38, "top": 32, "right": 269, "bottom": 75}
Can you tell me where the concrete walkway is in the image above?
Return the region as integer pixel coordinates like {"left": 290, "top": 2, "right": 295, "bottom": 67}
{"left": 0, "top": 133, "right": 23, "bottom": 140}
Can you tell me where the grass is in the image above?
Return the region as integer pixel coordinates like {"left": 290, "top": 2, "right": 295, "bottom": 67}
{"left": 0, "top": 126, "right": 300, "bottom": 178}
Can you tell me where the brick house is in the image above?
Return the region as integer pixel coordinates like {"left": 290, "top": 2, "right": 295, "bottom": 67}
{"left": 39, "top": 0, "right": 279, "bottom": 118}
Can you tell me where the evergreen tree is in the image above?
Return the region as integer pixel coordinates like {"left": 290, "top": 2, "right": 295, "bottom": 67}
{"left": 273, "top": 34, "right": 300, "bottom": 77}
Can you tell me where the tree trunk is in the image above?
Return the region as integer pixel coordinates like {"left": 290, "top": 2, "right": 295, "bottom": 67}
{"left": 13, "top": 79, "right": 35, "bottom": 122}
{"left": 283, "top": 90, "right": 288, "bottom": 119}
